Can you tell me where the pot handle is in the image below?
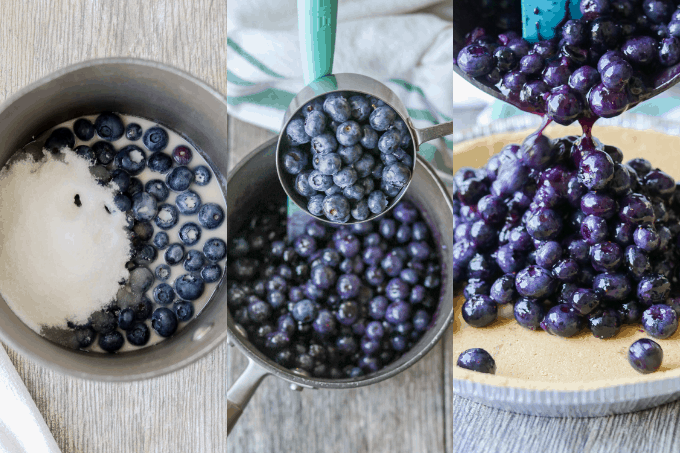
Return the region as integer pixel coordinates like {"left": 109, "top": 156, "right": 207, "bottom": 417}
{"left": 227, "top": 358, "right": 270, "bottom": 435}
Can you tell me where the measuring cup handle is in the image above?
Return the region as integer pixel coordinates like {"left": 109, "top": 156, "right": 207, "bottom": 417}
{"left": 412, "top": 121, "right": 453, "bottom": 147}
{"left": 298, "top": 0, "right": 338, "bottom": 85}
{"left": 227, "top": 358, "right": 270, "bottom": 435}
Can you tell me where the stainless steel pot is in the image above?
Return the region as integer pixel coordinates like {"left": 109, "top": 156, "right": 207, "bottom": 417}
{"left": 0, "top": 58, "right": 231, "bottom": 381}
{"left": 227, "top": 137, "right": 454, "bottom": 433}
{"left": 275, "top": 73, "right": 453, "bottom": 224}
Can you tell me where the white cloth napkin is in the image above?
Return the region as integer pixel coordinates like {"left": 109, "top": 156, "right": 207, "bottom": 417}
{"left": 0, "top": 346, "right": 60, "bottom": 453}
{"left": 227, "top": 0, "right": 454, "bottom": 174}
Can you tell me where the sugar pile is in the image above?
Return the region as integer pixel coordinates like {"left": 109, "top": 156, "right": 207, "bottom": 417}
{"left": 0, "top": 150, "right": 130, "bottom": 332}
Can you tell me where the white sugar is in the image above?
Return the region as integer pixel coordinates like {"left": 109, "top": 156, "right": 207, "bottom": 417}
{"left": 0, "top": 150, "right": 130, "bottom": 332}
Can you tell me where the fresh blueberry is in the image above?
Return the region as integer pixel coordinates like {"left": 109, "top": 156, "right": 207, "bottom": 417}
{"left": 145, "top": 179, "right": 170, "bottom": 202}
{"left": 323, "top": 194, "right": 351, "bottom": 223}
{"left": 183, "top": 250, "right": 206, "bottom": 272}
{"left": 367, "top": 190, "right": 388, "bottom": 215}
{"left": 637, "top": 274, "right": 671, "bottom": 306}
{"left": 201, "top": 264, "right": 222, "bottom": 283}
{"left": 131, "top": 192, "right": 158, "bottom": 222}
{"left": 628, "top": 338, "right": 663, "bottom": 374}
{"left": 369, "top": 106, "right": 397, "bottom": 131}
{"left": 197, "top": 203, "right": 224, "bottom": 229}
{"left": 351, "top": 199, "right": 370, "bottom": 220}
{"left": 154, "top": 203, "right": 179, "bottom": 229}
{"left": 571, "top": 288, "right": 600, "bottom": 315}
{"left": 98, "top": 331, "right": 124, "bottom": 352}
{"left": 513, "top": 298, "right": 545, "bottom": 330}
{"left": 142, "top": 126, "right": 170, "bottom": 152}
{"left": 462, "top": 295, "right": 497, "bottom": 327}
{"left": 457, "top": 348, "right": 496, "bottom": 374}
{"left": 193, "top": 165, "right": 212, "bottom": 186}
{"left": 541, "top": 304, "right": 583, "bottom": 337}
{"left": 178, "top": 222, "right": 202, "bottom": 246}
{"left": 360, "top": 125, "right": 379, "bottom": 149}
{"left": 153, "top": 283, "right": 176, "bottom": 305}
{"left": 336, "top": 121, "right": 362, "bottom": 146}
{"left": 323, "top": 95, "right": 351, "bottom": 123}
{"left": 338, "top": 144, "right": 363, "bottom": 166}
{"left": 151, "top": 307, "right": 178, "bottom": 337}
{"left": 313, "top": 153, "right": 342, "bottom": 176}
{"left": 203, "top": 238, "right": 226, "bottom": 262}
{"left": 304, "top": 110, "right": 327, "bottom": 137}
{"left": 113, "top": 193, "right": 132, "bottom": 212}
{"left": 308, "top": 170, "right": 334, "bottom": 192}
{"left": 125, "top": 123, "right": 143, "bottom": 141}
{"left": 94, "top": 113, "right": 124, "bottom": 141}
{"left": 165, "top": 243, "right": 185, "bottom": 265}
{"left": 153, "top": 231, "right": 170, "bottom": 250}
{"left": 593, "top": 273, "right": 632, "bottom": 301}
{"left": 175, "top": 190, "right": 202, "bottom": 215}
{"left": 45, "top": 127, "right": 76, "bottom": 153}
{"left": 311, "top": 132, "right": 338, "bottom": 155}
{"left": 155, "top": 263, "right": 171, "bottom": 281}
{"left": 333, "top": 167, "right": 358, "bottom": 188}
{"left": 642, "top": 304, "right": 678, "bottom": 339}
{"left": 292, "top": 299, "right": 318, "bottom": 323}
{"left": 73, "top": 118, "right": 95, "bottom": 141}
{"left": 166, "top": 166, "right": 194, "bottom": 192}
{"left": 174, "top": 273, "right": 205, "bottom": 301}
{"left": 174, "top": 301, "right": 195, "bottom": 322}
{"left": 126, "top": 322, "right": 150, "bottom": 346}
{"left": 147, "top": 152, "right": 173, "bottom": 173}
{"left": 114, "top": 145, "right": 147, "bottom": 176}
{"left": 349, "top": 95, "right": 371, "bottom": 121}
{"left": 92, "top": 141, "right": 115, "bottom": 165}
{"left": 457, "top": 44, "right": 494, "bottom": 77}
{"left": 111, "top": 169, "right": 131, "bottom": 192}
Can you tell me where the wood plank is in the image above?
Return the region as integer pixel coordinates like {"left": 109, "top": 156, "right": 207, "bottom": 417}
{"left": 226, "top": 117, "right": 449, "bottom": 453}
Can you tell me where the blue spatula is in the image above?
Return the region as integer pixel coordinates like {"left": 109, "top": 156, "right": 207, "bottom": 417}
{"left": 286, "top": 0, "right": 339, "bottom": 240}
{"left": 521, "top": 0, "right": 582, "bottom": 42}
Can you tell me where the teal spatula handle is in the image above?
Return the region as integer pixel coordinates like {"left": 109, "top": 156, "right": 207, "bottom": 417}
{"left": 297, "top": 0, "right": 338, "bottom": 85}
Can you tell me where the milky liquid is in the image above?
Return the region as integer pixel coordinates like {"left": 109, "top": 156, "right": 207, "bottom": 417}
{"left": 32, "top": 114, "right": 227, "bottom": 352}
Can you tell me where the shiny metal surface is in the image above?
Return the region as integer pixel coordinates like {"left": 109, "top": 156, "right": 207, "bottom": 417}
{"left": 450, "top": 113, "right": 680, "bottom": 417}
{"left": 0, "top": 58, "right": 231, "bottom": 381}
{"left": 228, "top": 137, "right": 454, "bottom": 431}
{"left": 275, "top": 73, "right": 453, "bottom": 224}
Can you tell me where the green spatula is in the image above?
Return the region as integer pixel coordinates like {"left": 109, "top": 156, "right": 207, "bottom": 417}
{"left": 521, "top": 0, "right": 582, "bottom": 42}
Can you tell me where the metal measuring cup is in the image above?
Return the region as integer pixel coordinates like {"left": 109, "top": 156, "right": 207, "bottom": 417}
{"left": 276, "top": 0, "right": 453, "bottom": 227}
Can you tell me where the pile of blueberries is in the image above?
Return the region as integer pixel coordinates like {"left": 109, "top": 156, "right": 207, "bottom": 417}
{"left": 452, "top": 132, "right": 680, "bottom": 350}
{"left": 281, "top": 92, "right": 414, "bottom": 223}
{"left": 455, "top": 0, "right": 680, "bottom": 122}
{"left": 227, "top": 198, "right": 442, "bottom": 378}
{"left": 43, "top": 113, "right": 226, "bottom": 352}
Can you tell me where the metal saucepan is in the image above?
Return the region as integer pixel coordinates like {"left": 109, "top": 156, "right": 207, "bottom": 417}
{"left": 227, "top": 137, "right": 454, "bottom": 434}
{"left": 0, "top": 58, "right": 231, "bottom": 381}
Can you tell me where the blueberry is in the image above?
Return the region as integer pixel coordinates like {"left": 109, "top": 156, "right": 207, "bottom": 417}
{"left": 117, "top": 308, "right": 135, "bottom": 331}
{"left": 351, "top": 199, "right": 370, "bottom": 220}
{"left": 140, "top": 126, "right": 169, "bottom": 152}
{"left": 378, "top": 129, "right": 401, "bottom": 155}
{"left": 313, "top": 153, "right": 342, "bottom": 177}
{"left": 354, "top": 153, "right": 375, "bottom": 178}
{"left": 349, "top": 95, "right": 371, "bottom": 121}
{"left": 147, "top": 152, "right": 173, "bottom": 173}
{"left": 154, "top": 232, "right": 170, "bottom": 250}
{"left": 593, "top": 273, "right": 632, "bottom": 301}
{"left": 183, "top": 250, "right": 205, "bottom": 272}
{"left": 385, "top": 301, "right": 411, "bottom": 324}
{"left": 568, "top": 66, "right": 601, "bottom": 93}
{"left": 490, "top": 274, "right": 516, "bottom": 304}
{"left": 541, "top": 304, "right": 583, "bottom": 337}
{"left": 178, "top": 222, "right": 202, "bottom": 246}
{"left": 174, "top": 190, "right": 201, "bottom": 215}
{"left": 202, "top": 238, "right": 226, "bottom": 262}
{"left": 90, "top": 141, "right": 115, "bottom": 165}
{"left": 302, "top": 99, "right": 324, "bottom": 117}
{"left": 637, "top": 274, "right": 671, "bottom": 306}
{"left": 125, "top": 322, "right": 150, "bottom": 346}
{"left": 311, "top": 133, "right": 338, "bottom": 155}
{"left": 125, "top": 123, "right": 143, "bottom": 141}
{"left": 154, "top": 203, "right": 179, "bottom": 229}
{"left": 113, "top": 193, "right": 132, "bottom": 212}
{"left": 338, "top": 144, "right": 363, "bottom": 166}
{"left": 308, "top": 194, "right": 325, "bottom": 216}
{"left": 367, "top": 190, "right": 388, "bottom": 214}
{"left": 308, "top": 169, "right": 334, "bottom": 192}
{"left": 151, "top": 307, "right": 178, "bottom": 337}
{"left": 99, "top": 331, "right": 124, "bottom": 352}
{"left": 197, "top": 203, "right": 224, "bottom": 229}
{"left": 513, "top": 298, "right": 546, "bottom": 330}
{"left": 165, "top": 243, "right": 185, "bottom": 265}
{"left": 145, "top": 179, "right": 170, "bottom": 202}
{"left": 369, "top": 106, "right": 397, "bottom": 131}
{"left": 166, "top": 166, "right": 194, "bottom": 192}
{"left": 462, "top": 295, "right": 497, "bottom": 327}
{"left": 94, "top": 113, "right": 124, "bottom": 141}
{"left": 456, "top": 347, "right": 496, "bottom": 374}
{"left": 111, "top": 169, "right": 131, "bottom": 192}
{"left": 193, "top": 165, "right": 212, "bottom": 186}
{"left": 155, "top": 263, "right": 171, "bottom": 281}
{"left": 131, "top": 192, "right": 158, "bottom": 222}
{"left": 628, "top": 338, "right": 663, "bottom": 374}
{"left": 153, "top": 283, "right": 176, "bottom": 305}
{"left": 332, "top": 167, "right": 358, "bottom": 189}
{"left": 360, "top": 125, "right": 379, "bottom": 149}
{"left": 304, "top": 110, "right": 327, "bottom": 137}
{"left": 571, "top": 288, "right": 601, "bottom": 315}
{"left": 292, "top": 299, "right": 318, "bottom": 323}
{"left": 323, "top": 96, "right": 351, "bottom": 123}
{"left": 619, "top": 193, "right": 654, "bottom": 224}
{"left": 587, "top": 84, "right": 630, "bottom": 118}
{"left": 336, "top": 121, "right": 362, "bottom": 147}
{"left": 526, "top": 208, "right": 562, "bottom": 240}
{"left": 337, "top": 274, "right": 362, "bottom": 299}
{"left": 659, "top": 36, "right": 680, "bottom": 66}
{"left": 73, "top": 118, "right": 95, "bottom": 141}
{"left": 457, "top": 44, "right": 494, "bottom": 77}
{"left": 642, "top": 304, "right": 678, "bottom": 339}
{"left": 515, "top": 265, "right": 557, "bottom": 298}
{"left": 323, "top": 194, "right": 350, "bottom": 223}
{"left": 114, "top": 145, "right": 147, "bottom": 176}
{"left": 174, "top": 273, "right": 205, "bottom": 301}
{"left": 602, "top": 60, "right": 633, "bottom": 90}
{"left": 174, "top": 301, "right": 195, "bottom": 322}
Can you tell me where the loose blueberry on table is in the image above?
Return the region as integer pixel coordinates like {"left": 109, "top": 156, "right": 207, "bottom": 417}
{"left": 281, "top": 92, "right": 414, "bottom": 223}
{"left": 227, "top": 198, "right": 442, "bottom": 378}
{"left": 38, "top": 113, "right": 227, "bottom": 353}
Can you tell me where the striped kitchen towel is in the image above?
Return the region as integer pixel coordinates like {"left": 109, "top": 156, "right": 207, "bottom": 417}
{"left": 226, "top": 0, "right": 454, "bottom": 177}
